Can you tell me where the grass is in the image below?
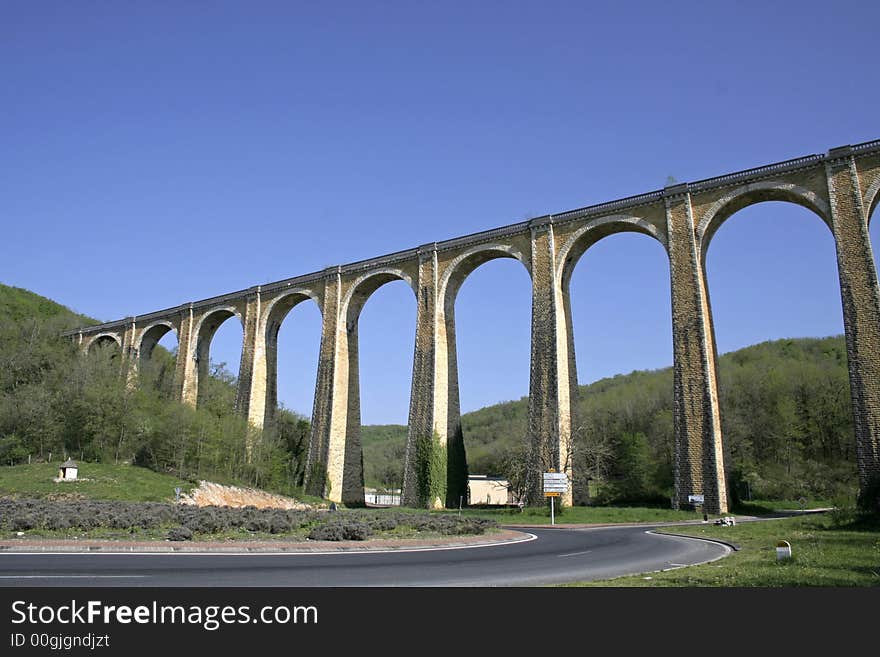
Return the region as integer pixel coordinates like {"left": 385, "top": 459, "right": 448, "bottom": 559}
{"left": 567, "top": 512, "right": 880, "bottom": 586}
{"left": 429, "top": 504, "right": 704, "bottom": 525}
{"left": 0, "top": 462, "right": 328, "bottom": 506}
{"left": 0, "top": 462, "right": 193, "bottom": 502}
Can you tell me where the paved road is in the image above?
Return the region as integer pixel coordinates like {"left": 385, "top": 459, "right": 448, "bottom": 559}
{"left": 0, "top": 525, "right": 730, "bottom": 587}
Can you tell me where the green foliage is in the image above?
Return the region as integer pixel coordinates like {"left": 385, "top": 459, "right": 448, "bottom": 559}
{"left": 0, "top": 498, "right": 496, "bottom": 542}
{"left": 361, "top": 336, "right": 858, "bottom": 507}
{"left": 306, "top": 460, "right": 328, "bottom": 498}
{"left": 0, "top": 284, "right": 96, "bottom": 327}
{"left": 856, "top": 474, "right": 880, "bottom": 515}
{"left": 414, "top": 430, "right": 446, "bottom": 507}
{"left": 0, "top": 284, "right": 312, "bottom": 498}
{"left": 360, "top": 424, "right": 406, "bottom": 489}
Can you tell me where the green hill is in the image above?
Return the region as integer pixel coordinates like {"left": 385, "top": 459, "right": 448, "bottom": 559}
{"left": 363, "top": 335, "right": 857, "bottom": 504}
{"left": 0, "top": 283, "right": 97, "bottom": 327}
{"left": 0, "top": 284, "right": 309, "bottom": 500}
{"left": 0, "top": 462, "right": 192, "bottom": 502}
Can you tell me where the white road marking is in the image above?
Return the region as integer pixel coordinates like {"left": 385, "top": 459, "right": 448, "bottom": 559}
{"left": 558, "top": 550, "right": 591, "bottom": 558}
{"left": 0, "top": 575, "right": 146, "bottom": 579}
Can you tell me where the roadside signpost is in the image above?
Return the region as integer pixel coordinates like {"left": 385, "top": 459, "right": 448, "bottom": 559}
{"left": 688, "top": 493, "right": 706, "bottom": 521}
{"left": 543, "top": 471, "right": 568, "bottom": 526}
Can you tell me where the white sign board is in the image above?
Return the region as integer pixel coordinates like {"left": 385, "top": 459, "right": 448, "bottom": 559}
{"left": 543, "top": 472, "right": 569, "bottom": 493}
{"left": 688, "top": 494, "right": 705, "bottom": 504}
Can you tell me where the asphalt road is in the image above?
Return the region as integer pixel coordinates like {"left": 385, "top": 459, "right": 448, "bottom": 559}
{"left": 0, "top": 525, "right": 730, "bottom": 587}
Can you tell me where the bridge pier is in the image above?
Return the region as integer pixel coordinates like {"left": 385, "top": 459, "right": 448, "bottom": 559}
{"left": 304, "top": 268, "right": 366, "bottom": 505}
{"left": 234, "top": 289, "right": 267, "bottom": 431}
{"left": 666, "top": 185, "right": 728, "bottom": 514}
{"left": 526, "top": 220, "right": 575, "bottom": 506}
{"left": 826, "top": 150, "right": 880, "bottom": 503}
{"left": 173, "top": 306, "right": 198, "bottom": 406}
{"left": 402, "top": 245, "right": 467, "bottom": 508}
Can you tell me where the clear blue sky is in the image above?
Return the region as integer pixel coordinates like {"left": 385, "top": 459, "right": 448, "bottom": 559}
{"left": 3, "top": 2, "right": 878, "bottom": 424}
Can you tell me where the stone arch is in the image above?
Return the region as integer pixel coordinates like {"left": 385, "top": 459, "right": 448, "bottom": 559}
{"left": 261, "top": 289, "right": 322, "bottom": 343}
{"left": 438, "top": 243, "right": 529, "bottom": 316}
{"left": 138, "top": 321, "right": 177, "bottom": 363}
{"left": 863, "top": 174, "right": 880, "bottom": 226}
{"left": 430, "top": 242, "right": 530, "bottom": 507}
{"left": 557, "top": 215, "right": 667, "bottom": 292}
{"left": 697, "top": 180, "right": 831, "bottom": 259}
{"left": 557, "top": 219, "right": 670, "bottom": 504}
{"left": 700, "top": 187, "right": 858, "bottom": 505}
{"left": 86, "top": 332, "right": 122, "bottom": 355}
{"left": 341, "top": 268, "right": 416, "bottom": 328}
{"left": 192, "top": 305, "right": 244, "bottom": 345}
{"left": 260, "top": 289, "right": 323, "bottom": 427}
{"left": 191, "top": 305, "right": 244, "bottom": 405}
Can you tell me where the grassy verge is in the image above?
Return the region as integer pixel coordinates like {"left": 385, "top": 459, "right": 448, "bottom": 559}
{"left": 431, "top": 505, "right": 705, "bottom": 525}
{"left": 732, "top": 498, "right": 834, "bottom": 514}
{"left": 567, "top": 512, "right": 880, "bottom": 586}
{"left": 0, "top": 462, "right": 328, "bottom": 507}
{"left": 0, "top": 462, "right": 193, "bottom": 502}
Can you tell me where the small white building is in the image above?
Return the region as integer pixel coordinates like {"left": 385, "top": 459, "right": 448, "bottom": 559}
{"left": 364, "top": 488, "right": 401, "bottom": 506}
{"left": 58, "top": 459, "right": 78, "bottom": 481}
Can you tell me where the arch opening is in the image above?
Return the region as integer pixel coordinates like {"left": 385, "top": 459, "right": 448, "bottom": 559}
{"left": 268, "top": 293, "right": 322, "bottom": 489}
{"left": 440, "top": 245, "right": 528, "bottom": 316}
{"left": 706, "top": 201, "right": 857, "bottom": 504}
{"left": 88, "top": 334, "right": 121, "bottom": 357}
{"left": 871, "top": 202, "right": 880, "bottom": 276}
{"left": 698, "top": 183, "right": 831, "bottom": 259}
{"left": 452, "top": 256, "right": 531, "bottom": 507}
{"left": 566, "top": 231, "right": 673, "bottom": 507}
{"left": 138, "top": 323, "right": 178, "bottom": 397}
{"left": 194, "top": 308, "right": 244, "bottom": 414}
{"left": 356, "top": 278, "right": 417, "bottom": 505}
{"left": 865, "top": 175, "right": 880, "bottom": 228}
{"left": 558, "top": 216, "right": 666, "bottom": 292}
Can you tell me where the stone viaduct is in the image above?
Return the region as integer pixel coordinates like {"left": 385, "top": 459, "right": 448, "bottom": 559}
{"left": 65, "top": 141, "right": 880, "bottom": 513}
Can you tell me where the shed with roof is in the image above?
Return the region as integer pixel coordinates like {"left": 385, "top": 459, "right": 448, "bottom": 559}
{"left": 58, "top": 459, "right": 78, "bottom": 481}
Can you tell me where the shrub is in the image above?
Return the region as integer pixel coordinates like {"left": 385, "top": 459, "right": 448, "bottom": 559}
{"left": 12, "top": 514, "right": 36, "bottom": 531}
{"left": 167, "top": 526, "right": 193, "bottom": 541}
{"left": 244, "top": 517, "right": 270, "bottom": 533}
{"left": 108, "top": 513, "right": 135, "bottom": 530}
{"left": 45, "top": 515, "right": 71, "bottom": 531}
{"left": 341, "top": 522, "right": 373, "bottom": 540}
{"left": 268, "top": 514, "right": 292, "bottom": 534}
{"left": 308, "top": 523, "right": 344, "bottom": 541}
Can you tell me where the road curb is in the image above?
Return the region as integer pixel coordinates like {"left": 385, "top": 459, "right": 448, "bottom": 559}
{"left": 647, "top": 529, "right": 741, "bottom": 552}
{"left": 0, "top": 529, "right": 533, "bottom": 554}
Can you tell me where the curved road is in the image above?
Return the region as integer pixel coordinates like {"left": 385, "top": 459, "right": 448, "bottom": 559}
{"left": 0, "top": 525, "right": 730, "bottom": 587}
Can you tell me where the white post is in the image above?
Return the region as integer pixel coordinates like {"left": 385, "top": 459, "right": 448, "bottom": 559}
{"left": 551, "top": 497, "right": 555, "bottom": 526}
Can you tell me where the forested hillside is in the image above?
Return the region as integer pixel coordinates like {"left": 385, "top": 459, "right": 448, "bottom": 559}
{"left": 363, "top": 336, "right": 857, "bottom": 504}
{"left": 0, "top": 284, "right": 310, "bottom": 496}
